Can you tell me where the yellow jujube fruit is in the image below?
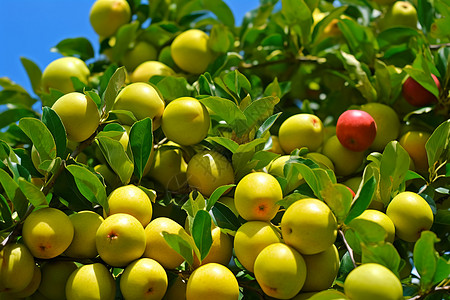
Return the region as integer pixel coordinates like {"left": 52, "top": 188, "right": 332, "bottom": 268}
{"left": 41, "top": 57, "right": 90, "bottom": 94}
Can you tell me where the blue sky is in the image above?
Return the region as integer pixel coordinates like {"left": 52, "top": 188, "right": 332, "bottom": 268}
{"left": 0, "top": 0, "right": 260, "bottom": 94}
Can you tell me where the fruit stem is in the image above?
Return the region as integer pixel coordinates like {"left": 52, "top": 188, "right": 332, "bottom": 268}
{"left": 339, "top": 229, "right": 357, "bottom": 269}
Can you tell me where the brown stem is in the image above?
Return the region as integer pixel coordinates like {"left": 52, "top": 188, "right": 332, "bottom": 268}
{"left": 409, "top": 285, "right": 450, "bottom": 300}
{"left": 238, "top": 55, "right": 326, "bottom": 70}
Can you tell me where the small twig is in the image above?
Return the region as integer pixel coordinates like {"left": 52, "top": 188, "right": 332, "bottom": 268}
{"left": 339, "top": 229, "right": 357, "bottom": 268}
{"left": 430, "top": 43, "right": 450, "bottom": 50}
{"left": 408, "top": 285, "right": 450, "bottom": 300}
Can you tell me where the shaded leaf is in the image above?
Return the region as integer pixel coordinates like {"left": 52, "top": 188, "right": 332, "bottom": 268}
{"left": 96, "top": 136, "right": 134, "bottom": 185}
{"left": 206, "top": 184, "right": 236, "bottom": 211}
{"left": 18, "top": 178, "right": 48, "bottom": 209}
{"left": 51, "top": 37, "right": 95, "bottom": 61}
{"left": 19, "top": 118, "right": 57, "bottom": 162}
{"left": 0, "top": 168, "right": 28, "bottom": 218}
{"left": 192, "top": 210, "right": 213, "bottom": 261}
{"left": 42, "top": 107, "right": 67, "bottom": 158}
{"left": 129, "top": 118, "right": 153, "bottom": 181}
{"left": 345, "top": 176, "right": 377, "bottom": 224}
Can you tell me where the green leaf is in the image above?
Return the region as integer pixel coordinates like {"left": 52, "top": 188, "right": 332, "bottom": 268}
{"left": 51, "top": 37, "right": 94, "bottom": 61}
{"left": 379, "top": 141, "right": 410, "bottom": 205}
{"left": 222, "top": 70, "right": 252, "bottom": 101}
{"left": 177, "top": 0, "right": 235, "bottom": 28}
{"left": 414, "top": 231, "right": 439, "bottom": 291}
{"left": 345, "top": 176, "right": 377, "bottom": 224}
{"left": 96, "top": 136, "right": 134, "bottom": 185}
{"left": 211, "top": 201, "right": 240, "bottom": 232}
{"left": 433, "top": 257, "right": 450, "bottom": 285}
{"left": 19, "top": 118, "right": 57, "bottom": 162}
{"left": 232, "top": 138, "right": 267, "bottom": 180}
{"left": 53, "top": 169, "right": 93, "bottom": 211}
{"left": 162, "top": 232, "right": 194, "bottom": 267}
{"left": 182, "top": 191, "right": 206, "bottom": 219}
{"left": 206, "top": 184, "right": 236, "bottom": 211}
{"left": 129, "top": 118, "right": 153, "bottom": 181}
{"left": 199, "top": 96, "right": 248, "bottom": 136}
{"left": 243, "top": 96, "right": 279, "bottom": 133}
{"left": 404, "top": 65, "right": 440, "bottom": 99}
{"left": 112, "top": 22, "right": 140, "bottom": 63}
{"left": 205, "top": 137, "right": 239, "bottom": 153}
{"left": 85, "top": 90, "right": 102, "bottom": 112}
{"left": 41, "top": 89, "right": 65, "bottom": 108}
{"left": 0, "top": 90, "right": 35, "bottom": 108}
{"left": 281, "top": 0, "right": 313, "bottom": 46}
{"left": 320, "top": 183, "right": 353, "bottom": 223}
{"left": 102, "top": 67, "right": 127, "bottom": 117}
{"left": 18, "top": 178, "right": 48, "bottom": 209}
{"left": 208, "top": 24, "right": 231, "bottom": 54}
{"left": 346, "top": 218, "right": 386, "bottom": 255}
{"left": 277, "top": 192, "right": 310, "bottom": 209}
{"left": 361, "top": 243, "right": 401, "bottom": 278}
{"left": 66, "top": 165, "right": 108, "bottom": 212}
{"left": 192, "top": 210, "right": 213, "bottom": 261}
{"left": 0, "top": 108, "right": 39, "bottom": 129}
{"left": 152, "top": 76, "right": 191, "bottom": 102}
{"left": 426, "top": 120, "right": 449, "bottom": 172}
{"left": 20, "top": 57, "right": 42, "bottom": 94}
{"left": 0, "top": 169, "right": 28, "bottom": 219}
{"left": 0, "top": 194, "right": 13, "bottom": 228}
{"left": 41, "top": 107, "right": 67, "bottom": 158}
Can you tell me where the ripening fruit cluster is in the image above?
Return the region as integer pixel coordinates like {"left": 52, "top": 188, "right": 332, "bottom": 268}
{"left": 6, "top": 0, "right": 443, "bottom": 299}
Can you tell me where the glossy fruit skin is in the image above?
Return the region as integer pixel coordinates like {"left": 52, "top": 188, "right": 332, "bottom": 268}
{"left": 278, "top": 114, "right": 324, "bottom": 153}
{"left": 41, "top": 57, "right": 90, "bottom": 94}
{"left": 113, "top": 82, "right": 165, "bottom": 129}
{"left": 89, "top": 0, "right": 131, "bottom": 37}
{"left": 360, "top": 103, "right": 401, "bottom": 151}
{"left": 234, "top": 221, "right": 282, "bottom": 273}
{"left": 402, "top": 74, "right": 440, "bottom": 107}
{"left": 267, "top": 155, "right": 304, "bottom": 193}
{"left": 171, "top": 29, "right": 214, "bottom": 74}
{"left": 386, "top": 191, "right": 434, "bottom": 242}
{"left": 379, "top": 0, "right": 418, "bottom": 30}
{"left": 0, "top": 243, "right": 35, "bottom": 293}
{"left": 52, "top": 92, "right": 100, "bottom": 142}
{"left": 147, "top": 144, "right": 189, "bottom": 192}
{"left": 351, "top": 209, "right": 395, "bottom": 243}
{"left": 161, "top": 97, "right": 210, "bottom": 146}
{"left": 194, "top": 227, "right": 233, "bottom": 267}
{"left": 38, "top": 261, "right": 78, "bottom": 300}
{"left": 22, "top": 207, "right": 74, "bottom": 259}
{"left": 65, "top": 211, "right": 104, "bottom": 258}
{"left": 7, "top": 264, "right": 41, "bottom": 298}
{"left": 120, "top": 258, "right": 168, "bottom": 300}
{"left": 302, "top": 244, "right": 340, "bottom": 292}
{"left": 254, "top": 243, "right": 307, "bottom": 299}
{"left": 399, "top": 131, "right": 431, "bottom": 174}
{"left": 322, "top": 135, "right": 365, "bottom": 176}
{"left": 65, "top": 263, "right": 116, "bottom": 300}
{"left": 186, "top": 150, "right": 235, "bottom": 197}
{"left": 130, "top": 61, "right": 175, "bottom": 83}
{"left": 308, "top": 290, "right": 349, "bottom": 300}
{"left": 234, "top": 172, "right": 283, "bottom": 221}
{"left": 105, "top": 185, "right": 153, "bottom": 227}
{"left": 186, "top": 263, "right": 239, "bottom": 300}
{"left": 144, "top": 217, "right": 192, "bottom": 269}
{"left": 344, "top": 263, "right": 403, "bottom": 300}
{"left": 281, "top": 198, "right": 337, "bottom": 255}
{"left": 336, "top": 110, "right": 377, "bottom": 152}
{"left": 122, "top": 41, "right": 158, "bottom": 72}
{"left": 95, "top": 213, "right": 146, "bottom": 267}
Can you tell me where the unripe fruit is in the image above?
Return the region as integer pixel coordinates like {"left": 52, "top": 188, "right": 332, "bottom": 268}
{"left": 278, "top": 114, "right": 324, "bottom": 153}
{"left": 234, "top": 172, "right": 282, "bottom": 221}
{"left": 120, "top": 258, "right": 168, "bottom": 300}
{"left": 186, "top": 263, "right": 239, "bottom": 300}
{"left": 267, "top": 155, "right": 304, "bottom": 193}
{"left": 386, "top": 191, "right": 434, "bottom": 242}
{"left": 171, "top": 29, "right": 214, "bottom": 74}
{"left": 105, "top": 185, "right": 153, "bottom": 227}
{"left": 322, "top": 135, "right": 365, "bottom": 176}
{"left": 379, "top": 1, "right": 418, "bottom": 31}
{"left": 41, "top": 57, "right": 90, "bottom": 94}
{"left": 122, "top": 41, "right": 158, "bottom": 72}
{"left": 399, "top": 131, "right": 431, "bottom": 174}
{"left": 161, "top": 97, "right": 210, "bottom": 146}
{"left": 144, "top": 217, "right": 192, "bottom": 269}
{"left": 89, "top": 0, "right": 131, "bottom": 37}
{"left": 39, "top": 260, "right": 78, "bottom": 300}
{"left": 0, "top": 243, "right": 35, "bottom": 293}
{"left": 186, "top": 150, "right": 235, "bottom": 197}
{"left": 234, "top": 221, "right": 283, "bottom": 273}
{"left": 402, "top": 74, "right": 440, "bottom": 107}
{"left": 65, "top": 211, "right": 104, "bottom": 258}
{"left": 344, "top": 263, "right": 403, "bottom": 300}
{"left": 281, "top": 198, "right": 337, "bottom": 255}
{"left": 302, "top": 244, "right": 340, "bottom": 292}
{"left": 22, "top": 207, "right": 74, "bottom": 259}
{"left": 52, "top": 92, "right": 100, "bottom": 142}
{"left": 95, "top": 213, "right": 146, "bottom": 267}
{"left": 360, "top": 102, "right": 400, "bottom": 151}
{"left": 113, "top": 82, "right": 165, "bottom": 129}
{"left": 336, "top": 110, "right": 377, "bottom": 152}
{"left": 254, "top": 243, "right": 307, "bottom": 299}
{"left": 130, "top": 61, "right": 176, "bottom": 83}
{"left": 65, "top": 263, "right": 116, "bottom": 300}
